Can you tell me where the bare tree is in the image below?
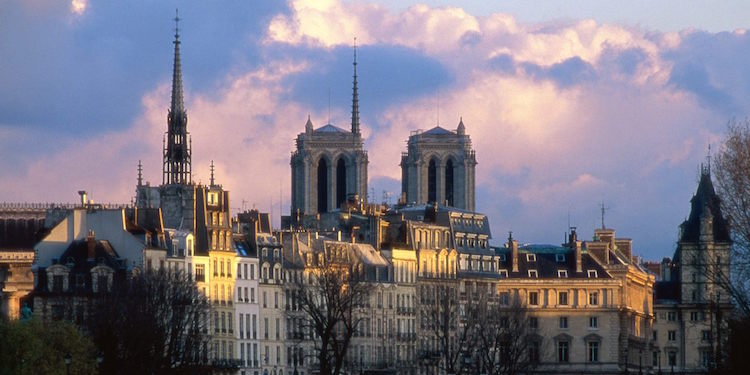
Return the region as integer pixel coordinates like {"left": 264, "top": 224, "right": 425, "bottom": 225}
{"left": 421, "top": 282, "right": 470, "bottom": 374}
{"left": 286, "top": 250, "right": 372, "bottom": 375}
{"left": 467, "top": 294, "right": 541, "bottom": 375}
{"left": 713, "top": 119, "right": 750, "bottom": 317}
{"left": 89, "top": 269, "right": 212, "bottom": 375}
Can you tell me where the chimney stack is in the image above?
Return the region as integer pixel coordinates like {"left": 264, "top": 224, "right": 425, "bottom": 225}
{"left": 78, "top": 190, "right": 88, "bottom": 207}
{"left": 575, "top": 240, "right": 582, "bottom": 273}
{"left": 87, "top": 229, "right": 96, "bottom": 260}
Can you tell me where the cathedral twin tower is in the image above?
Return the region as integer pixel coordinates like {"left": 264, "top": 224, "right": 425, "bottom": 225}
{"left": 290, "top": 46, "right": 477, "bottom": 217}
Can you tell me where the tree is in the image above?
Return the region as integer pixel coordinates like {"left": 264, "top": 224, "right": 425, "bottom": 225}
{"left": 88, "top": 269, "right": 211, "bottom": 375}
{"left": 467, "top": 294, "right": 541, "bottom": 375}
{"left": 713, "top": 119, "right": 750, "bottom": 317}
{"left": 422, "top": 281, "right": 469, "bottom": 374}
{"left": 0, "top": 317, "right": 96, "bottom": 375}
{"left": 286, "top": 249, "right": 372, "bottom": 375}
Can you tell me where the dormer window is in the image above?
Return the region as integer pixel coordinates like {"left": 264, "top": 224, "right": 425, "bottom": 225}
{"left": 527, "top": 254, "right": 537, "bottom": 262}
{"left": 528, "top": 270, "right": 538, "bottom": 278}
{"left": 587, "top": 270, "right": 598, "bottom": 278}
{"left": 499, "top": 270, "right": 509, "bottom": 278}
{"left": 558, "top": 270, "right": 568, "bottom": 278}
{"left": 556, "top": 254, "right": 566, "bottom": 262}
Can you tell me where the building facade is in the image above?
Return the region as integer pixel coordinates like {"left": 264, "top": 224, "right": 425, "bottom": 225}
{"left": 400, "top": 120, "right": 477, "bottom": 211}
{"left": 290, "top": 48, "right": 368, "bottom": 217}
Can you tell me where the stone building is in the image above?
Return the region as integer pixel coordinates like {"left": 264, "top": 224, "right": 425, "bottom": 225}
{"left": 290, "top": 47, "right": 368, "bottom": 217}
{"left": 652, "top": 167, "right": 732, "bottom": 373}
{"left": 400, "top": 119, "right": 477, "bottom": 211}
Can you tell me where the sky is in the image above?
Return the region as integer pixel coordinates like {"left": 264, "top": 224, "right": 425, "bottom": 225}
{"left": 3, "top": 0, "right": 750, "bottom": 260}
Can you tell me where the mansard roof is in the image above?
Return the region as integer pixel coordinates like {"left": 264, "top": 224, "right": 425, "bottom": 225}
{"left": 679, "top": 171, "right": 731, "bottom": 242}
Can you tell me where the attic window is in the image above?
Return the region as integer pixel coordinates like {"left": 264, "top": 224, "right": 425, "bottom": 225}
{"left": 556, "top": 254, "right": 566, "bottom": 262}
{"left": 587, "top": 270, "right": 598, "bottom": 278}
{"left": 528, "top": 270, "right": 538, "bottom": 278}
{"left": 499, "top": 269, "right": 509, "bottom": 278}
{"left": 527, "top": 254, "right": 537, "bottom": 262}
{"left": 558, "top": 270, "right": 568, "bottom": 278}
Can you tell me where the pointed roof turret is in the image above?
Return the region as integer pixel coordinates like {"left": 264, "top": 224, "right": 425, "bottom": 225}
{"left": 351, "top": 38, "right": 360, "bottom": 135}
{"left": 457, "top": 117, "right": 466, "bottom": 135}
{"left": 679, "top": 167, "right": 730, "bottom": 242}
{"left": 170, "top": 9, "right": 184, "bottom": 115}
{"left": 305, "top": 115, "right": 314, "bottom": 134}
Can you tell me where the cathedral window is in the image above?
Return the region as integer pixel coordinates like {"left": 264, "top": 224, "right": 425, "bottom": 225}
{"left": 445, "top": 159, "right": 454, "bottom": 206}
{"left": 428, "top": 159, "right": 437, "bottom": 203}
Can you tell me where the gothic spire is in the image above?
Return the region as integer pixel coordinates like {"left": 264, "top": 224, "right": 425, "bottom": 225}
{"left": 137, "top": 160, "right": 143, "bottom": 186}
{"left": 351, "top": 37, "right": 360, "bottom": 135}
{"left": 163, "top": 9, "right": 191, "bottom": 185}
{"left": 170, "top": 9, "right": 184, "bottom": 115}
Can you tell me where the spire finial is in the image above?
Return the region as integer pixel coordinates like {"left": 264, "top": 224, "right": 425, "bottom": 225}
{"left": 174, "top": 9, "right": 180, "bottom": 40}
{"left": 163, "top": 10, "right": 191, "bottom": 185}
{"left": 210, "top": 160, "right": 215, "bottom": 186}
{"left": 351, "top": 37, "right": 360, "bottom": 135}
{"left": 137, "top": 160, "right": 143, "bottom": 186}
{"left": 457, "top": 116, "right": 465, "bottom": 135}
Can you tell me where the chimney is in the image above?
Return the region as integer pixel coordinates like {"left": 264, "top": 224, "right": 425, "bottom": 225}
{"left": 587, "top": 242, "right": 610, "bottom": 265}
{"left": 511, "top": 240, "right": 519, "bottom": 273}
{"left": 615, "top": 239, "right": 633, "bottom": 264}
{"left": 78, "top": 190, "right": 88, "bottom": 207}
{"left": 575, "top": 241, "right": 582, "bottom": 273}
{"left": 87, "top": 229, "right": 96, "bottom": 260}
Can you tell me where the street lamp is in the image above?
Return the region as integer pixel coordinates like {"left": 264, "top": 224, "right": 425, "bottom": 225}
{"left": 64, "top": 353, "right": 72, "bottom": 375}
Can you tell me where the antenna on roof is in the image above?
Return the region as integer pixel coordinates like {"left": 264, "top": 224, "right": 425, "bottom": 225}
{"left": 436, "top": 88, "right": 440, "bottom": 126}
{"left": 328, "top": 88, "right": 331, "bottom": 125}
{"left": 600, "top": 202, "right": 609, "bottom": 229}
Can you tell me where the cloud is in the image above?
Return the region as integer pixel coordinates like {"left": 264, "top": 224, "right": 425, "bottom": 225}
{"left": 71, "top": 0, "right": 87, "bottom": 15}
{"left": 5, "top": 0, "right": 750, "bottom": 260}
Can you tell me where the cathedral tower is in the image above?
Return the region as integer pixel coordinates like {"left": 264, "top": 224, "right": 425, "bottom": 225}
{"left": 290, "top": 44, "right": 368, "bottom": 217}
{"left": 400, "top": 118, "right": 476, "bottom": 210}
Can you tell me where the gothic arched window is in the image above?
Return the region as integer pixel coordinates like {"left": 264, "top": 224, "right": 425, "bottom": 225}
{"left": 428, "top": 159, "right": 437, "bottom": 203}
{"left": 445, "top": 159, "right": 454, "bottom": 206}
{"left": 336, "top": 158, "right": 347, "bottom": 208}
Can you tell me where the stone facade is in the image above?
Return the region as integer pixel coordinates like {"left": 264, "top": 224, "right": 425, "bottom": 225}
{"left": 400, "top": 120, "right": 477, "bottom": 211}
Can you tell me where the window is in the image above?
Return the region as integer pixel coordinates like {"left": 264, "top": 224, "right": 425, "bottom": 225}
{"left": 589, "top": 291, "right": 599, "bottom": 305}
{"left": 559, "top": 317, "right": 569, "bottom": 329}
{"left": 558, "top": 270, "right": 568, "bottom": 278}
{"left": 653, "top": 330, "right": 658, "bottom": 341}
{"left": 668, "top": 352, "right": 677, "bottom": 367}
{"left": 529, "top": 341, "right": 540, "bottom": 363}
{"left": 587, "top": 270, "right": 598, "bottom": 278}
{"left": 529, "top": 317, "right": 538, "bottom": 329}
{"left": 558, "top": 291, "right": 569, "bottom": 306}
{"left": 668, "top": 330, "right": 676, "bottom": 341}
{"left": 556, "top": 254, "right": 566, "bottom": 262}
{"left": 653, "top": 351, "right": 659, "bottom": 367}
{"left": 264, "top": 318, "right": 269, "bottom": 339}
{"left": 498, "top": 269, "right": 508, "bottom": 278}
{"left": 587, "top": 342, "right": 599, "bottom": 362}
{"left": 499, "top": 292, "right": 510, "bottom": 306}
{"left": 701, "top": 349, "right": 711, "bottom": 368}
{"left": 690, "top": 311, "right": 705, "bottom": 321}
{"left": 667, "top": 312, "right": 677, "bottom": 321}
{"left": 528, "top": 270, "right": 538, "bottom": 278}
{"left": 237, "top": 264, "right": 242, "bottom": 279}
{"left": 557, "top": 341, "right": 569, "bottom": 362}
{"left": 52, "top": 275, "right": 64, "bottom": 292}
{"left": 263, "top": 292, "right": 267, "bottom": 308}
{"left": 529, "top": 292, "right": 539, "bottom": 306}
{"left": 527, "top": 254, "right": 537, "bottom": 262}
{"left": 589, "top": 316, "right": 598, "bottom": 329}
{"left": 702, "top": 330, "right": 711, "bottom": 341}
{"left": 195, "top": 264, "right": 205, "bottom": 281}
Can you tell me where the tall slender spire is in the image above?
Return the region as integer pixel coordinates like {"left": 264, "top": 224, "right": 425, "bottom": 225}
{"left": 163, "top": 9, "right": 191, "bottom": 185}
{"left": 170, "top": 9, "right": 184, "bottom": 114}
{"left": 137, "top": 160, "right": 143, "bottom": 186}
{"left": 351, "top": 37, "right": 360, "bottom": 135}
{"left": 210, "top": 160, "right": 215, "bottom": 186}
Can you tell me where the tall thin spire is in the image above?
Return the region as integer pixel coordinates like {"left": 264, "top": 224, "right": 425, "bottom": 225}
{"left": 351, "top": 37, "right": 360, "bottom": 135}
{"left": 163, "top": 8, "right": 191, "bottom": 185}
{"left": 171, "top": 9, "right": 184, "bottom": 114}
{"left": 210, "top": 160, "right": 215, "bottom": 186}
{"left": 137, "top": 160, "right": 143, "bottom": 186}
